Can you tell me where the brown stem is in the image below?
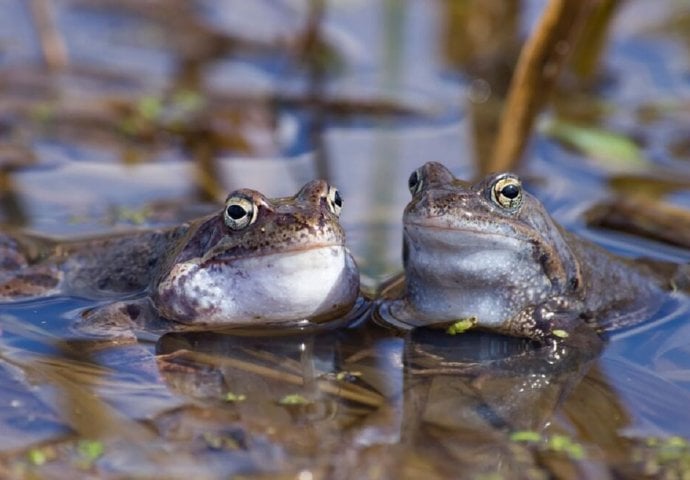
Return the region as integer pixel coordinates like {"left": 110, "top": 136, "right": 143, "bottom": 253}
{"left": 488, "top": 0, "right": 595, "bottom": 173}
{"left": 28, "top": 0, "right": 69, "bottom": 71}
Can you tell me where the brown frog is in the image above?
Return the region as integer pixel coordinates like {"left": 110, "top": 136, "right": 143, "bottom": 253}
{"left": 1, "top": 180, "right": 364, "bottom": 335}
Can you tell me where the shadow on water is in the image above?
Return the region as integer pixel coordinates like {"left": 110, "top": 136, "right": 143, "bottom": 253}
{"left": 2, "top": 0, "right": 690, "bottom": 478}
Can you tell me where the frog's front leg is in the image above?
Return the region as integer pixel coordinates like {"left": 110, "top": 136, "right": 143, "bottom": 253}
{"left": 497, "top": 297, "right": 588, "bottom": 344}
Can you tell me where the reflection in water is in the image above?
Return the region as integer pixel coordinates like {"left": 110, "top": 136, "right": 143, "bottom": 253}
{"left": 397, "top": 326, "right": 603, "bottom": 478}
{"left": 155, "top": 326, "right": 395, "bottom": 476}
{"left": 146, "top": 323, "right": 612, "bottom": 477}
{"left": 1, "top": 293, "right": 690, "bottom": 477}
{"left": 149, "top": 318, "right": 690, "bottom": 477}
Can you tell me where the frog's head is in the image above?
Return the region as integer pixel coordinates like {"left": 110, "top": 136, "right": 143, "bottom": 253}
{"left": 401, "top": 162, "right": 580, "bottom": 327}
{"left": 154, "top": 180, "right": 360, "bottom": 327}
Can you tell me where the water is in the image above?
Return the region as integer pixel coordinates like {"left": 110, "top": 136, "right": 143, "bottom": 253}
{"left": 2, "top": 0, "right": 690, "bottom": 477}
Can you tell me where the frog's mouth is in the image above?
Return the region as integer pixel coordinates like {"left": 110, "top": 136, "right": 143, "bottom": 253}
{"left": 201, "top": 242, "right": 348, "bottom": 265}
{"left": 404, "top": 222, "right": 527, "bottom": 251}
{"left": 405, "top": 218, "right": 523, "bottom": 237}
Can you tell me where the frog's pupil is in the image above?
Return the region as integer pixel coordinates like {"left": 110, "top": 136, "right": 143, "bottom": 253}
{"left": 334, "top": 190, "right": 342, "bottom": 208}
{"left": 408, "top": 171, "right": 419, "bottom": 190}
{"left": 501, "top": 184, "right": 520, "bottom": 199}
{"left": 227, "top": 204, "right": 247, "bottom": 220}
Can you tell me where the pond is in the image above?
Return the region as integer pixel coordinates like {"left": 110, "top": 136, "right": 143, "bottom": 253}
{"left": 2, "top": 0, "right": 690, "bottom": 478}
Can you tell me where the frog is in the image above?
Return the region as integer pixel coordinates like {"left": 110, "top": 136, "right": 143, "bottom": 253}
{"left": 375, "top": 161, "right": 673, "bottom": 342}
{"left": 0, "top": 180, "right": 365, "bottom": 337}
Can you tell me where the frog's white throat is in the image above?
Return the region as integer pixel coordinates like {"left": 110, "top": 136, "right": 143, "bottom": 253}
{"left": 155, "top": 246, "right": 359, "bottom": 326}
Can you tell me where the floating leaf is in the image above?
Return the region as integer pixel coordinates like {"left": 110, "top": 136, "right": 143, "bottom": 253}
{"left": 540, "top": 117, "right": 649, "bottom": 172}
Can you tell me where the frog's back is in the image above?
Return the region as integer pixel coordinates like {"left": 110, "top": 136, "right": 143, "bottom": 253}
{"left": 564, "top": 231, "right": 668, "bottom": 332}
{"left": 0, "top": 225, "right": 189, "bottom": 300}
{"left": 58, "top": 226, "right": 190, "bottom": 297}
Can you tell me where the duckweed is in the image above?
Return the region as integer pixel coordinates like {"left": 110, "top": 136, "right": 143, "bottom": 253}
{"left": 278, "top": 394, "right": 311, "bottom": 406}
{"left": 77, "top": 439, "right": 104, "bottom": 461}
{"left": 223, "top": 392, "right": 247, "bottom": 403}
{"left": 446, "top": 317, "right": 478, "bottom": 335}
{"left": 510, "top": 431, "right": 585, "bottom": 460}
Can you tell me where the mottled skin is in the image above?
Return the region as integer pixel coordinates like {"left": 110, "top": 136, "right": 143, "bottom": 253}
{"left": 0, "top": 229, "right": 187, "bottom": 299}
{"left": 377, "top": 162, "right": 668, "bottom": 341}
{"left": 153, "top": 181, "right": 360, "bottom": 326}
{"left": 0, "top": 180, "right": 362, "bottom": 335}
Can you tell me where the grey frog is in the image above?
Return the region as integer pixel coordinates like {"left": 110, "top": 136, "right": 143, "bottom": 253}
{"left": 376, "top": 162, "right": 671, "bottom": 341}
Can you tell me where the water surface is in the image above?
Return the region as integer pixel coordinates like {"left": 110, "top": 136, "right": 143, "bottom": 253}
{"left": 2, "top": 1, "right": 690, "bottom": 478}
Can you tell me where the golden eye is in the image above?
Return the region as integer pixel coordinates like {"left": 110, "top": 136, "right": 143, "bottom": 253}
{"left": 326, "top": 185, "right": 343, "bottom": 217}
{"left": 491, "top": 175, "right": 522, "bottom": 209}
{"left": 408, "top": 168, "right": 423, "bottom": 195}
{"left": 224, "top": 196, "right": 257, "bottom": 230}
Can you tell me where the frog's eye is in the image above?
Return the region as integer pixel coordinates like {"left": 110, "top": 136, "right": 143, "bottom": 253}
{"left": 326, "top": 185, "right": 343, "bottom": 217}
{"left": 224, "top": 197, "right": 258, "bottom": 230}
{"left": 408, "top": 168, "right": 423, "bottom": 195}
{"left": 491, "top": 175, "right": 523, "bottom": 209}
